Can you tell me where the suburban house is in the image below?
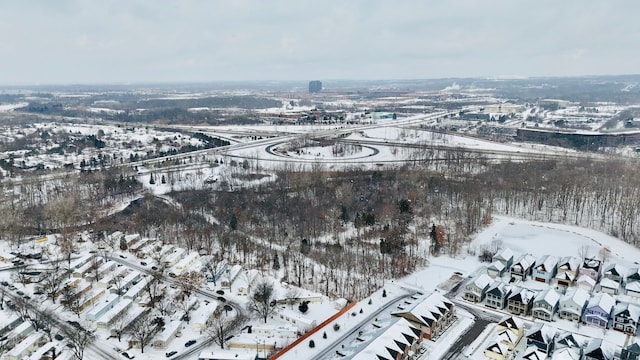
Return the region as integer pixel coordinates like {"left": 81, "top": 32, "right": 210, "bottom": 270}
{"left": 523, "top": 346, "right": 548, "bottom": 360}
{"left": 552, "top": 347, "right": 581, "bottom": 360}
{"left": 487, "top": 261, "right": 507, "bottom": 279}
{"left": 621, "top": 342, "right": 640, "bottom": 360}
{"left": 510, "top": 254, "right": 536, "bottom": 281}
{"left": 497, "top": 316, "right": 524, "bottom": 343}
{"left": 613, "top": 302, "right": 640, "bottom": 335}
{"left": 603, "top": 263, "right": 627, "bottom": 283}
{"left": 557, "top": 287, "right": 589, "bottom": 322}
{"left": 493, "top": 248, "right": 515, "bottom": 268}
{"left": 626, "top": 268, "right": 640, "bottom": 284}
{"left": 392, "top": 291, "right": 455, "bottom": 341}
{"left": 576, "top": 274, "right": 596, "bottom": 292}
{"left": 583, "top": 293, "right": 615, "bottom": 329}
{"left": 580, "top": 258, "right": 602, "bottom": 282}
{"left": 485, "top": 340, "right": 510, "bottom": 360}
{"left": 464, "top": 274, "right": 494, "bottom": 303}
{"left": 626, "top": 281, "right": 640, "bottom": 298}
{"left": 532, "top": 288, "right": 560, "bottom": 321}
{"left": 555, "top": 256, "right": 580, "bottom": 288}
{"left": 497, "top": 327, "right": 521, "bottom": 350}
{"left": 351, "top": 318, "right": 422, "bottom": 360}
{"left": 554, "top": 331, "right": 584, "bottom": 356}
{"left": 599, "top": 277, "right": 621, "bottom": 295}
{"left": 532, "top": 255, "right": 559, "bottom": 284}
{"left": 525, "top": 323, "right": 556, "bottom": 354}
{"left": 583, "top": 338, "right": 615, "bottom": 360}
{"left": 486, "top": 281, "right": 511, "bottom": 310}
{"left": 506, "top": 287, "right": 536, "bottom": 316}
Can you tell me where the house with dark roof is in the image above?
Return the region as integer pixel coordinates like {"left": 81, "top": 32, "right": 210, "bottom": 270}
{"left": 485, "top": 341, "right": 510, "bottom": 360}
{"left": 603, "top": 263, "right": 627, "bottom": 283}
{"left": 511, "top": 254, "right": 536, "bottom": 281}
{"left": 523, "top": 346, "right": 548, "bottom": 360}
{"left": 506, "top": 287, "right": 536, "bottom": 316}
{"left": 497, "top": 316, "right": 524, "bottom": 342}
{"left": 525, "top": 323, "right": 556, "bottom": 354}
{"left": 554, "top": 331, "right": 583, "bottom": 356}
{"left": 583, "top": 338, "right": 615, "bottom": 360}
{"left": 621, "top": 342, "right": 640, "bottom": 360}
{"left": 485, "top": 281, "right": 511, "bottom": 310}
{"left": 613, "top": 302, "right": 640, "bottom": 335}
{"left": 583, "top": 293, "right": 615, "bottom": 329}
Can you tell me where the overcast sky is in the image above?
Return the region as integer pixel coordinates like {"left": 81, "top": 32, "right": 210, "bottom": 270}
{"left": 1, "top": 0, "right": 639, "bottom": 85}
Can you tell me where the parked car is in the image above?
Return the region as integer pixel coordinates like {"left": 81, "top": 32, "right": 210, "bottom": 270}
{"left": 185, "top": 340, "right": 196, "bottom": 347}
{"left": 122, "top": 351, "right": 135, "bottom": 359}
{"left": 166, "top": 351, "right": 178, "bottom": 357}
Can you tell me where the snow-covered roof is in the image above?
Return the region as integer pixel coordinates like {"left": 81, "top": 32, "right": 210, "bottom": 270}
{"left": 614, "top": 302, "right": 640, "bottom": 320}
{"left": 523, "top": 345, "right": 548, "bottom": 360}
{"left": 583, "top": 257, "right": 602, "bottom": 271}
{"left": 584, "top": 338, "right": 615, "bottom": 360}
{"left": 587, "top": 293, "right": 615, "bottom": 313}
{"left": 497, "top": 328, "right": 519, "bottom": 345}
{"left": 557, "top": 256, "right": 580, "bottom": 273}
{"left": 526, "top": 322, "right": 556, "bottom": 344}
{"left": 486, "top": 340, "right": 510, "bottom": 356}
{"left": 603, "top": 263, "right": 627, "bottom": 278}
{"left": 534, "top": 288, "right": 560, "bottom": 307}
{"left": 493, "top": 248, "right": 514, "bottom": 263}
{"left": 535, "top": 255, "right": 559, "bottom": 272}
{"left": 561, "top": 287, "right": 590, "bottom": 307}
{"left": 392, "top": 291, "right": 452, "bottom": 327}
{"left": 576, "top": 274, "right": 596, "bottom": 287}
{"left": 626, "top": 281, "right": 640, "bottom": 293}
{"left": 488, "top": 260, "right": 506, "bottom": 272}
{"left": 600, "top": 277, "right": 620, "bottom": 290}
{"left": 471, "top": 274, "right": 494, "bottom": 290}
{"left": 512, "top": 253, "right": 536, "bottom": 270}
{"left": 351, "top": 318, "right": 420, "bottom": 360}
{"left": 552, "top": 347, "right": 581, "bottom": 360}
{"left": 498, "top": 316, "right": 523, "bottom": 331}
{"left": 508, "top": 287, "right": 536, "bottom": 304}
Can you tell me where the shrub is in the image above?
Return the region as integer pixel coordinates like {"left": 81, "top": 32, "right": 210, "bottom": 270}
{"left": 309, "top": 340, "right": 315, "bottom": 348}
{"left": 333, "top": 323, "right": 340, "bottom": 331}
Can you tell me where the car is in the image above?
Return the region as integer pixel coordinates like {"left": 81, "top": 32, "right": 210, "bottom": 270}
{"left": 121, "top": 351, "right": 135, "bottom": 359}
{"left": 166, "top": 351, "right": 178, "bottom": 357}
{"left": 140, "top": 261, "right": 147, "bottom": 266}
{"left": 216, "top": 290, "right": 225, "bottom": 295}
{"left": 185, "top": 340, "right": 196, "bottom": 347}
{"left": 16, "top": 291, "right": 24, "bottom": 296}
{"left": 217, "top": 296, "right": 226, "bottom": 303}
{"left": 0, "top": 281, "right": 7, "bottom": 286}
{"left": 119, "top": 254, "right": 127, "bottom": 259}
{"left": 151, "top": 266, "right": 158, "bottom": 271}
{"left": 54, "top": 333, "right": 64, "bottom": 341}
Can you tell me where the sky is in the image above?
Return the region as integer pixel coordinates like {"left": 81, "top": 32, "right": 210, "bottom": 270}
{"left": 1, "top": 0, "right": 639, "bottom": 85}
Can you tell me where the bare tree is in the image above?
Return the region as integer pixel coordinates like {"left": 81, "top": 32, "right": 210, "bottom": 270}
{"left": 284, "top": 287, "right": 301, "bottom": 309}
{"left": 206, "top": 311, "right": 248, "bottom": 349}
{"left": 40, "top": 270, "right": 65, "bottom": 303}
{"left": 577, "top": 245, "right": 590, "bottom": 260}
{"left": 63, "top": 326, "right": 93, "bottom": 360}
{"left": 175, "top": 271, "right": 204, "bottom": 297}
{"left": 247, "top": 278, "right": 276, "bottom": 323}
{"left": 127, "top": 312, "right": 156, "bottom": 353}
{"left": 202, "top": 255, "right": 225, "bottom": 286}
{"left": 111, "top": 316, "right": 129, "bottom": 343}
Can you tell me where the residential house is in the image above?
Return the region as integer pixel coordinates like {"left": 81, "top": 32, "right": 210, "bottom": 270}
{"left": 582, "top": 338, "right": 615, "bottom": 360}
{"left": 533, "top": 255, "right": 559, "bottom": 284}
{"left": 552, "top": 347, "right": 581, "bottom": 360}
{"left": 485, "top": 341, "right": 510, "bottom": 360}
{"left": 621, "top": 342, "right": 640, "bottom": 360}
{"left": 532, "top": 288, "right": 560, "bottom": 321}
{"left": 576, "top": 274, "right": 596, "bottom": 292}
{"left": 626, "top": 268, "right": 640, "bottom": 284}
{"left": 613, "top": 302, "right": 640, "bottom": 335}
{"left": 626, "top": 281, "right": 640, "bottom": 298}
{"left": 511, "top": 254, "right": 536, "bottom": 281}
{"left": 3, "top": 332, "right": 45, "bottom": 360}
{"left": 487, "top": 261, "right": 507, "bottom": 279}
{"left": 493, "top": 248, "right": 515, "bottom": 269}
{"left": 525, "top": 323, "right": 556, "bottom": 354}
{"left": 486, "top": 281, "right": 511, "bottom": 310}
{"left": 580, "top": 258, "right": 602, "bottom": 282}
{"left": 554, "top": 331, "right": 584, "bottom": 356}
{"left": 507, "top": 287, "right": 536, "bottom": 316}
{"left": 603, "top": 263, "right": 627, "bottom": 283}
{"left": 152, "top": 320, "right": 183, "bottom": 349}
{"left": 351, "top": 318, "right": 422, "bottom": 360}
{"left": 599, "top": 278, "right": 621, "bottom": 295}
{"left": 464, "top": 274, "right": 493, "bottom": 303}
{"left": 392, "top": 291, "right": 455, "bottom": 341}
{"left": 583, "top": 293, "right": 615, "bottom": 328}
{"left": 555, "top": 256, "right": 580, "bottom": 288}
{"left": 558, "top": 288, "right": 589, "bottom": 322}
{"left": 496, "top": 316, "right": 524, "bottom": 344}
{"left": 523, "top": 346, "right": 548, "bottom": 360}
{"left": 497, "top": 327, "right": 520, "bottom": 350}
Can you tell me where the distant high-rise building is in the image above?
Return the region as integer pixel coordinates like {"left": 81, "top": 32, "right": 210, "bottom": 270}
{"left": 309, "top": 81, "right": 322, "bottom": 93}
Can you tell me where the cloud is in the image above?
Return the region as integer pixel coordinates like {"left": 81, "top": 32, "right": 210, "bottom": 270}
{"left": 0, "top": 0, "right": 638, "bottom": 85}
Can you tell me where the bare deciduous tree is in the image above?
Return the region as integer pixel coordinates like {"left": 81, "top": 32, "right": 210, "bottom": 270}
{"left": 206, "top": 311, "right": 248, "bottom": 349}
{"left": 247, "top": 278, "right": 276, "bottom": 323}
